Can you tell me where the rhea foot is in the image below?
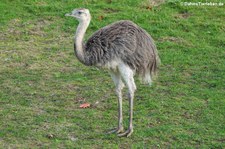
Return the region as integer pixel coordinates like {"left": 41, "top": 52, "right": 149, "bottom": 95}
{"left": 107, "top": 126, "right": 124, "bottom": 134}
{"left": 117, "top": 128, "right": 133, "bottom": 137}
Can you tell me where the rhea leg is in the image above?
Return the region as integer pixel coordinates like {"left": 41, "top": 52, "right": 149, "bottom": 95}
{"left": 117, "top": 64, "right": 136, "bottom": 137}
{"left": 107, "top": 71, "right": 124, "bottom": 134}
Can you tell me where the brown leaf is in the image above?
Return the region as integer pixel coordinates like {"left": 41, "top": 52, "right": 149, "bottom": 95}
{"left": 79, "top": 103, "right": 90, "bottom": 108}
{"left": 47, "top": 134, "right": 54, "bottom": 139}
{"left": 98, "top": 15, "right": 104, "bottom": 21}
{"left": 146, "top": 6, "right": 152, "bottom": 10}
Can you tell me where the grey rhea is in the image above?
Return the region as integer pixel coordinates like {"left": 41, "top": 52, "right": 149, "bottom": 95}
{"left": 65, "top": 8, "right": 160, "bottom": 137}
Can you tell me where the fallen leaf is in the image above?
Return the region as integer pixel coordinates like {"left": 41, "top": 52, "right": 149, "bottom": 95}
{"left": 146, "top": 6, "right": 152, "bottom": 10}
{"left": 98, "top": 15, "right": 104, "bottom": 21}
{"left": 46, "top": 134, "right": 54, "bottom": 139}
{"left": 79, "top": 103, "right": 90, "bottom": 108}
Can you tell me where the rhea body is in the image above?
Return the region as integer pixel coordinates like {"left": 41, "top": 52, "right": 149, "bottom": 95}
{"left": 65, "top": 8, "right": 160, "bottom": 137}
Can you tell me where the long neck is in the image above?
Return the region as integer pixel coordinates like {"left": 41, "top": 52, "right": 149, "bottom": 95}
{"left": 74, "top": 19, "right": 90, "bottom": 65}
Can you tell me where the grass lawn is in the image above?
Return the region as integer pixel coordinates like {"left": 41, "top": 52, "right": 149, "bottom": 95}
{"left": 0, "top": 0, "right": 224, "bottom": 148}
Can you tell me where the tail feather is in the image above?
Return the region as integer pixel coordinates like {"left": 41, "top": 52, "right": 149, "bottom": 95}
{"left": 141, "top": 73, "right": 152, "bottom": 85}
{"left": 141, "top": 54, "right": 160, "bottom": 86}
{"left": 150, "top": 54, "right": 161, "bottom": 79}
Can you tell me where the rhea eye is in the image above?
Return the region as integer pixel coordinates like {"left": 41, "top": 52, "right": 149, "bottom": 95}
{"left": 78, "top": 11, "right": 82, "bottom": 14}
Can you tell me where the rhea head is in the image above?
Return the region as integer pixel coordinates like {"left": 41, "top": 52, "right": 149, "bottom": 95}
{"left": 65, "top": 8, "right": 91, "bottom": 23}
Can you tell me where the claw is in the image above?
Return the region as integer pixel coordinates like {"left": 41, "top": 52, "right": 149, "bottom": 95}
{"left": 117, "top": 128, "right": 133, "bottom": 137}
{"left": 107, "top": 127, "right": 124, "bottom": 134}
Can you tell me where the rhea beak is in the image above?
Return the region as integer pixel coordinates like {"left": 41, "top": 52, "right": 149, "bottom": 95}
{"left": 65, "top": 13, "right": 72, "bottom": 17}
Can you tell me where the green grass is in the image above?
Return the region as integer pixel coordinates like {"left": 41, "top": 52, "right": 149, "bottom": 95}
{"left": 0, "top": 0, "right": 224, "bottom": 148}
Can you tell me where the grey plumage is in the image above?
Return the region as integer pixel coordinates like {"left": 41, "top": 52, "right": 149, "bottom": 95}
{"left": 75, "top": 20, "right": 160, "bottom": 81}
{"left": 66, "top": 8, "right": 160, "bottom": 137}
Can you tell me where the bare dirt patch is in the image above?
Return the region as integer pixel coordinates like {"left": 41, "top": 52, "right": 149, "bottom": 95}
{"left": 158, "top": 36, "right": 185, "bottom": 43}
{"left": 175, "top": 12, "right": 192, "bottom": 19}
{"left": 102, "top": 8, "right": 120, "bottom": 14}
{"left": 141, "top": 0, "right": 165, "bottom": 9}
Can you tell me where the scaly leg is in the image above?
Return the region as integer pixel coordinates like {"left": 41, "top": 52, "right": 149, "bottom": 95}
{"left": 107, "top": 71, "right": 124, "bottom": 134}
{"left": 117, "top": 64, "right": 136, "bottom": 137}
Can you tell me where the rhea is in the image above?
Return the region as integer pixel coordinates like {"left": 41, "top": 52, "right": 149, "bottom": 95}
{"left": 65, "top": 8, "right": 160, "bottom": 137}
